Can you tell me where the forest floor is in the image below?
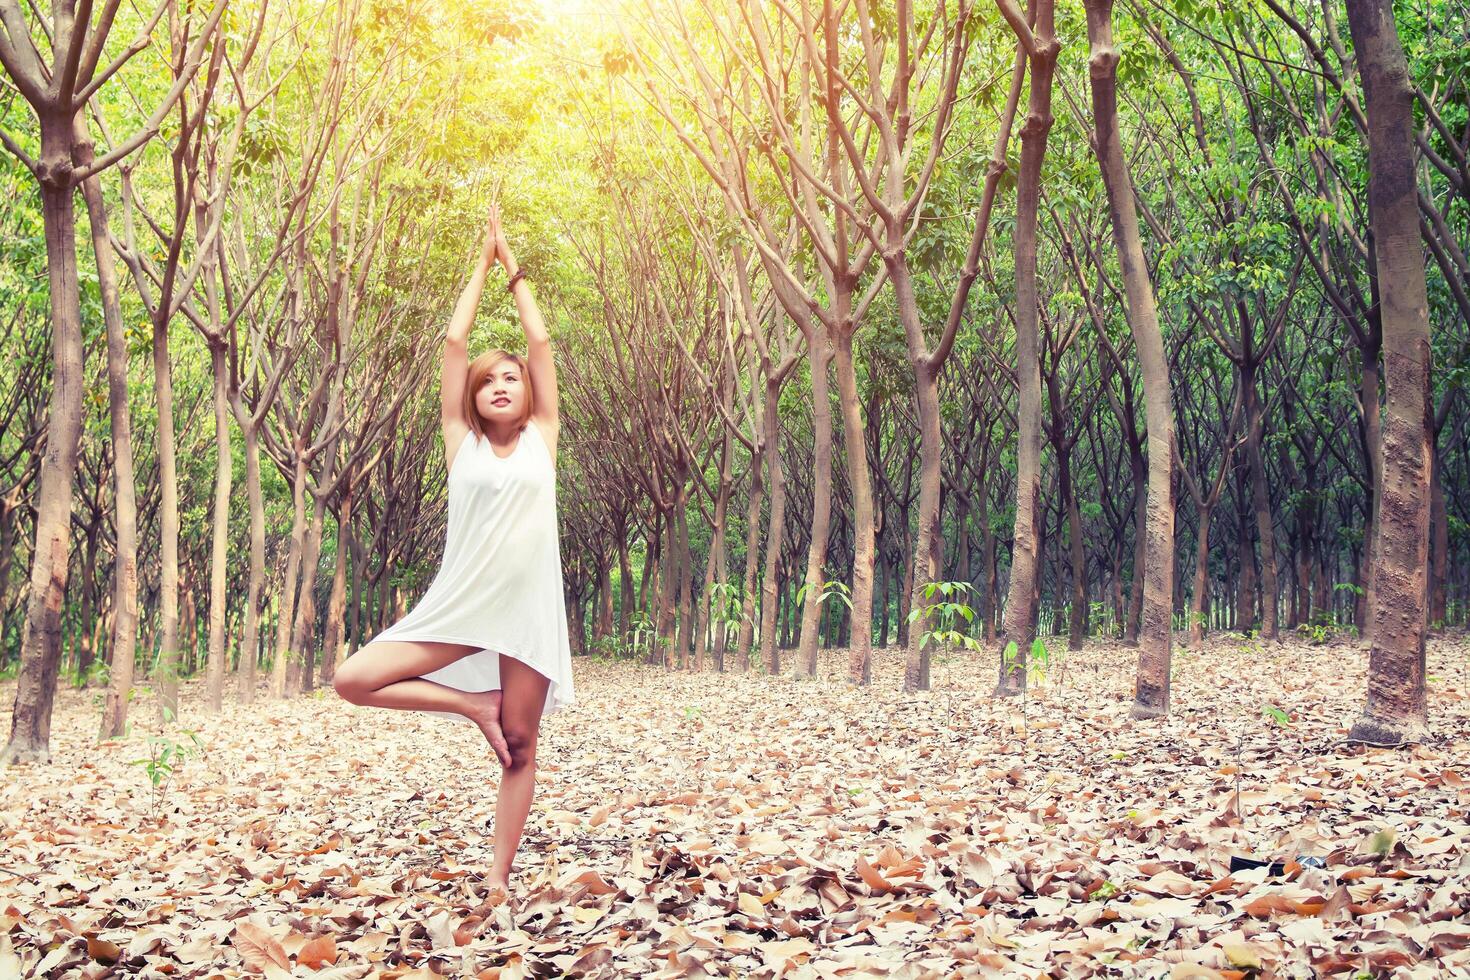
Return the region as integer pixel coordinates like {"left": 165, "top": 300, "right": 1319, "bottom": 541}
{"left": 3, "top": 635, "right": 1469, "bottom": 979}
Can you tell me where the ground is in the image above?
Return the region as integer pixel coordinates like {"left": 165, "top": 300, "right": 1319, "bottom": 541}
{"left": 2, "top": 636, "right": 1469, "bottom": 978}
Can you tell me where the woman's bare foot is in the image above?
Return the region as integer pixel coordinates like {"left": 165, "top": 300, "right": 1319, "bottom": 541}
{"left": 464, "top": 690, "right": 511, "bottom": 766}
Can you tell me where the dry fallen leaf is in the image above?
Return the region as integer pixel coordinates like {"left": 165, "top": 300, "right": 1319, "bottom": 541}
{"left": 0, "top": 641, "right": 1465, "bottom": 977}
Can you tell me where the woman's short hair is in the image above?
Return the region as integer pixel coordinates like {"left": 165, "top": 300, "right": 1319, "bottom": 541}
{"left": 464, "top": 349, "right": 534, "bottom": 440}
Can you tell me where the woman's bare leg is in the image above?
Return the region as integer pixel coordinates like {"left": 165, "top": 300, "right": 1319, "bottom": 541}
{"left": 487, "top": 655, "right": 550, "bottom": 893}
{"left": 333, "top": 640, "right": 510, "bottom": 765}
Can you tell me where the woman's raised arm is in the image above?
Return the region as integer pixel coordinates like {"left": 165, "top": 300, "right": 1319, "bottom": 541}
{"left": 442, "top": 215, "right": 498, "bottom": 461}
{"left": 491, "top": 204, "right": 559, "bottom": 454}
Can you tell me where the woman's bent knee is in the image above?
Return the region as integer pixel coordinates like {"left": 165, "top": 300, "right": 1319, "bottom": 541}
{"left": 333, "top": 666, "right": 367, "bottom": 703}
{"left": 501, "top": 728, "right": 537, "bottom": 772}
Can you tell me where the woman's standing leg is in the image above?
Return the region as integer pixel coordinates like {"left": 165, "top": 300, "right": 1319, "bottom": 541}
{"left": 487, "top": 654, "right": 550, "bottom": 892}
{"left": 333, "top": 640, "right": 511, "bottom": 765}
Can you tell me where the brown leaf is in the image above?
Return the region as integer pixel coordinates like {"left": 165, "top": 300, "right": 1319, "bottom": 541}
{"left": 296, "top": 934, "right": 338, "bottom": 969}
{"left": 233, "top": 921, "right": 290, "bottom": 976}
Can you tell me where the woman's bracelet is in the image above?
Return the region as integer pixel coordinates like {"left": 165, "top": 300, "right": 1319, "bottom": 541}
{"left": 506, "top": 268, "right": 528, "bottom": 293}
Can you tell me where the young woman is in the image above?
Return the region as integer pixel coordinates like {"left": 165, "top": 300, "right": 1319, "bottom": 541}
{"left": 334, "top": 202, "right": 575, "bottom": 896}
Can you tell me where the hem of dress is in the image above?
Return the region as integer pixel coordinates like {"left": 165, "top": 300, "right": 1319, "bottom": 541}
{"left": 371, "top": 629, "right": 575, "bottom": 714}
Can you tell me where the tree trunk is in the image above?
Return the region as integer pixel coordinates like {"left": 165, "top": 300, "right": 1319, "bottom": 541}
{"left": 833, "top": 330, "right": 875, "bottom": 684}
{"left": 293, "top": 492, "right": 329, "bottom": 693}
{"left": 797, "top": 338, "right": 834, "bottom": 677}
{"left": 152, "top": 302, "right": 181, "bottom": 723}
{"left": 1235, "top": 467, "right": 1256, "bottom": 632}
{"left": 1085, "top": 0, "right": 1178, "bottom": 717}
{"left": 205, "top": 347, "right": 232, "bottom": 710}
{"left": 736, "top": 445, "right": 763, "bottom": 671}
{"left": 901, "top": 332, "right": 944, "bottom": 692}
{"left": 875, "top": 553, "right": 890, "bottom": 647}
{"left": 2, "top": 139, "right": 87, "bottom": 765}
{"left": 271, "top": 451, "right": 308, "bottom": 698}
{"left": 1124, "top": 447, "right": 1146, "bottom": 646}
{"left": 617, "top": 530, "right": 633, "bottom": 644}
{"left": 759, "top": 383, "right": 786, "bottom": 675}
{"left": 1242, "top": 364, "right": 1279, "bottom": 640}
{"left": 675, "top": 493, "right": 695, "bottom": 669}
{"left": 1190, "top": 505, "right": 1213, "bottom": 651}
{"left": 1429, "top": 451, "right": 1447, "bottom": 629}
{"left": 995, "top": 0, "right": 1058, "bottom": 698}
{"left": 1357, "top": 334, "right": 1383, "bottom": 641}
{"left": 1344, "top": 0, "right": 1432, "bottom": 745}
{"left": 321, "top": 492, "right": 353, "bottom": 683}
{"left": 1053, "top": 422, "right": 1087, "bottom": 651}
{"left": 235, "top": 412, "right": 267, "bottom": 704}
{"left": 77, "top": 132, "right": 142, "bottom": 739}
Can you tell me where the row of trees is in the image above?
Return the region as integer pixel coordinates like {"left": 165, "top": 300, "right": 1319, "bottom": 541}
{"left": 1, "top": 0, "right": 1463, "bottom": 764}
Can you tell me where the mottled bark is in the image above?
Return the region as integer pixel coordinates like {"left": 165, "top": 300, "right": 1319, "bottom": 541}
{"left": 2, "top": 134, "right": 87, "bottom": 765}
{"left": 1242, "top": 364, "right": 1279, "bottom": 640}
{"left": 205, "top": 347, "right": 232, "bottom": 710}
{"left": 151, "top": 301, "right": 181, "bottom": 722}
{"left": 271, "top": 451, "right": 308, "bottom": 698}
{"left": 833, "top": 331, "right": 875, "bottom": 684}
{"left": 1085, "top": 0, "right": 1177, "bottom": 717}
{"left": 994, "top": 0, "right": 1058, "bottom": 698}
{"left": 81, "top": 145, "right": 142, "bottom": 740}
{"left": 797, "top": 338, "right": 834, "bottom": 677}
{"left": 1344, "top": 0, "right": 1432, "bottom": 745}
{"left": 759, "top": 385, "right": 786, "bottom": 675}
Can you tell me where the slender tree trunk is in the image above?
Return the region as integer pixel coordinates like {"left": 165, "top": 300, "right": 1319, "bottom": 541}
{"left": 152, "top": 308, "right": 181, "bottom": 723}
{"left": 617, "top": 530, "right": 633, "bottom": 644}
{"left": 2, "top": 140, "right": 88, "bottom": 765}
{"left": 740, "top": 452, "right": 764, "bottom": 675}
{"left": 898, "top": 531, "right": 915, "bottom": 648}
{"left": 1054, "top": 430, "right": 1087, "bottom": 651}
{"left": 833, "top": 330, "right": 875, "bottom": 684}
{"left": 598, "top": 562, "right": 614, "bottom": 640}
{"left": 74, "top": 543, "right": 97, "bottom": 686}
{"left": 1236, "top": 468, "right": 1256, "bottom": 632}
{"left": 675, "top": 493, "right": 695, "bottom": 669}
{"left": 797, "top": 338, "right": 834, "bottom": 677}
{"left": 0, "top": 496, "right": 17, "bottom": 663}
{"left": 235, "top": 413, "right": 266, "bottom": 704}
{"left": 1190, "top": 505, "right": 1213, "bottom": 651}
{"left": 901, "top": 334, "right": 944, "bottom": 691}
{"left": 1242, "top": 364, "right": 1279, "bottom": 641}
{"left": 1124, "top": 448, "right": 1146, "bottom": 645}
{"left": 79, "top": 154, "right": 142, "bottom": 738}
{"left": 875, "top": 553, "right": 890, "bottom": 647}
{"left": 759, "top": 385, "right": 786, "bottom": 675}
{"left": 272, "top": 451, "right": 308, "bottom": 698}
{"left": 980, "top": 489, "right": 997, "bottom": 643}
{"left": 1358, "top": 335, "right": 1383, "bottom": 641}
{"left": 1344, "top": 0, "right": 1432, "bottom": 744}
{"left": 995, "top": 1, "right": 1059, "bottom": 697}
{"left": 204, "top": 348, "right": 232, "bottom": 710}
{"left": 654, "top": 505, "right": 679, "bottom": 667}
{"left": 1085, "top": 0, "right": 1178, "bottom": 716}
{"left": 1429, "top": 451, "right": 1447, "bottom": 629}
{"left": 321, "top": 492, "right": 353, "bottom": 683}
{"left": 293, "top": 493, "right": 329, "bottom": 693}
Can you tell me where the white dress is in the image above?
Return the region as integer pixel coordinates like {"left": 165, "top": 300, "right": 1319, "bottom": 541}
{"left": 370, "top": 418, "right": 575, "bottom": 718}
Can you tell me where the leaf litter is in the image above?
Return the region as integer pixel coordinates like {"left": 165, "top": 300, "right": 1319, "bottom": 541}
{"left": 2, "top": 636, "right": 1468, "bottom": 978}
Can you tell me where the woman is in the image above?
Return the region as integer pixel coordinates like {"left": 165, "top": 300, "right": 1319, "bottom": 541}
{"left": 334, "top": 202, "right": 575, "bottom": 897}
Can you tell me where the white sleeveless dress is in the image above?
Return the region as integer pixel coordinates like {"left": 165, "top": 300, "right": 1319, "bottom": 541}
{"left": 370, "top": 418, "right": 575, "bottom": 718}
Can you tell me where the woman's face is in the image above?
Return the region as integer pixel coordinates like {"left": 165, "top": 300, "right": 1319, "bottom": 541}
{"left": 473, "top": 360, "right": 526, "bottom": 423}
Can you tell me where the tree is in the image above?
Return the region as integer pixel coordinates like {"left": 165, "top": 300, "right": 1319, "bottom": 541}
{"left": 1342, "top": 0, "right": 1433, "bottom": 745}
{"left": 0, "top": 0, "right": 225, "bottom": 763}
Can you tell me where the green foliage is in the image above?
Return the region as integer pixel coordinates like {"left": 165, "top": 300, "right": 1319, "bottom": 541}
{"left": 129, "top": 729, "right": 205, "bottom": 818}
{"left": 907, "top": 582, "right": 981, "bottom": 653}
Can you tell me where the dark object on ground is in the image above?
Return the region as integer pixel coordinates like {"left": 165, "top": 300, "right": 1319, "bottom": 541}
{"left": 1229, "top": 854, "right": 1327, "bottom": 876}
